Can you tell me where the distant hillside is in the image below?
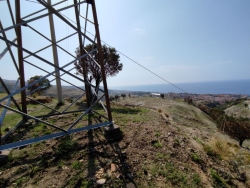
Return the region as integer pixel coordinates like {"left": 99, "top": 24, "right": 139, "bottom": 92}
{"left": 0, "top": 79, "right": 85, "bottom": 98}
{"left": 0, "top": 79, "right": 21, "bottom": 92}
{"left": 43, "top": 85, "right": 84, "bottom": 99}
{"left": 0, "top": 79, "right": 147, "bottom": 98}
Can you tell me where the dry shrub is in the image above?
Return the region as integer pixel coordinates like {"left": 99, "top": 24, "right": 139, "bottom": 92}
{"left": 205, "top": 138, "right": 234, "bottom": 160}
{"left": 158, "top": 108, "right": 162, "bottom": 113}
{"left": 32, "top": 93, "right": 37, "bottom": 98}
{"left": 82, "top": 97, "right": 87, "bottom": 102}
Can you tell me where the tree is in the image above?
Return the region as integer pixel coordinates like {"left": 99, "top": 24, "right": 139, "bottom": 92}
{"left": 184, "top": 96, "right": 193, "bottom": 104}
{"left": 160, "top": 94, "right": 164, "bottom": 99}
{"left": 121, "top": 94, "right": 126, "bottom": 100}
{"left": 217, "top": 115, "right": 250, "bottom": 147}
{"left": 75, "top": 44, "right": 123, "bottom": 102}
{"left": 109, "top": 95, "right": 115, "bottom": 101}
{"left": 206, "top": 105, "right": 250, "bottom": 147}
{"left": 27, "top": 75, "right": 51, "bottom": 95}
{"left": 115, "top": 95, "right": 120, "bottom": 102}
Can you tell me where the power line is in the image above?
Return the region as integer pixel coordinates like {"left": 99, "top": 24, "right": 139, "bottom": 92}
{"left": 60, "top": 12, "right": 189, "bottom": 94}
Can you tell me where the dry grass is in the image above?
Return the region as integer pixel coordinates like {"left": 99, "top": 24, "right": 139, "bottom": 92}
{"left": 205, "top": 137, "right": 236, "bottom": 160}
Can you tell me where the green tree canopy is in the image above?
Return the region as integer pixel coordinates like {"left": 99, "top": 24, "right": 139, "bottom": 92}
{"left": 27, "top": 75, "right": 51, "bottom": 95}
{"left": 75, "top": 44, "right": 123, "bottom": 102}
{"left": 75, "top": 44, "right": 123, "bottom": 85}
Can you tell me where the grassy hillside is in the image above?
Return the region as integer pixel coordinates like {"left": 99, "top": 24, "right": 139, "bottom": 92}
{"left": 1, "top": 96, "right": 250, "bottom": 187}
{"left": 224, "top": 99, "right": 250, "bottom": 119}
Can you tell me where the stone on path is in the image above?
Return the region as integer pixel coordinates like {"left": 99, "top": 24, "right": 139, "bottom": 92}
{"left": 96, "top": 179, "right": 106, "bottom": 185}
{"left": 0, "top": 150, "right": 11, "bottom": 165}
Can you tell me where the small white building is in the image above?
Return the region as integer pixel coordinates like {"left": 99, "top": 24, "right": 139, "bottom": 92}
{"left": 151, "top": 93, "right": 161, "bottom": 98}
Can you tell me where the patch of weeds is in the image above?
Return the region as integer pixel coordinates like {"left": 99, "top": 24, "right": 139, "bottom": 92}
{"left": 72, "top": 161, "right": 83, "bottom": 170}
{"left": 190, "top": 153, "right": 203, "bottom": 164}
{"left": 2, "top": 113, "right": 22, "bottom": 129}
{"left": 203, "top": 144, "right": 220, "bottom": 158}
{"left": 151, "top": 164, "right": 159, "bottom": 176}
{"left": 192, "top": 173, "right": 201, "bottom": 185}
{"left": 39, "top": 156, "right": 49, "bottom": 167}
{"left": 210, "top": 168, "right": 227, "bottom": 187}
{"left": 8, "top": 149, "right": 27, "bottom": 162}
{"left": 151, "top": 161, "right": 202, "bottom": 187}
{"left": 155, "top": 131, "right": 161, "bottom": 140}
{"left": 48, "top": 118, "right": 57, "bottom": 124}
{"left": 152, "top": 131, "right": 163, "bottom": 148}
{"left": 16, "top": 176, "right": 26, "bottom": 187}
{"left": 193, "top": 137, "right": 203, "bottom": 145}
{"left": 174, "top": 138, "right": 180, "bottom": 145}
{"left": 162, "top": 162, "right": 187, "bottom": 186}
{"left": 152, "top": 141, "right": 162, "bottom": 148}
{"left": 158, "top": 108, "right": 162, "bottom": 113}
{"left": 155, "top": 131, "right": 161, "bottom": 137}
{"left": 81, "top": 180, "right": 92, "bottom": 188}
{"left": 14, "top": 166, "right": 27, "bottom": 175}
{"left": 43, "top": 128, "right": 52, "bottom": 135}
{"left": 156, "top": 153, "right": 169, "bottom": 161}
{"left": 67, "top": 175, "right": 79, "bottom": 187}
{"left": 29, "top": 164, "right": 41, "bottom": 178}
{"left": 33, "top": 123, "right": 46, "bottom": 136}
{"left": 56, "top": 136, "right": 78, "bottom": 159}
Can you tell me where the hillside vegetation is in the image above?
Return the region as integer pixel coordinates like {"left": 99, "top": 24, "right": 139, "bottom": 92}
{"left": 0, "top": 95, "right": 250, "bottom": 188}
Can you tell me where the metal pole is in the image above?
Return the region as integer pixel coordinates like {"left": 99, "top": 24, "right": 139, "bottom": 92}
{"left": 0, "top": 22, "right": 19, "bottom": 75}
{"left": 15, "top": 0, "right": 27, "bottom": 120}
{"left": 90, "top": 0, "right": 113, "bottom": 124}
{"left": 73, "top": 0, "right": 91, "bottom": 108}
{"left": 1, "top": 1, "right": 87, "bottom": 35}
{"left": 0, "top": 78, "right": 20, "bottom": 125}
{"left": 0, "top": 77, "right": 22, "bottom": 111}
{"left": 48, "top": 0, "right": 63, "bottom": 103}
{"left": 7, "top": 0, "right": 17, "bottom": 35}
{"left": 0, "top": 37, "right": 17, "bottom": 60}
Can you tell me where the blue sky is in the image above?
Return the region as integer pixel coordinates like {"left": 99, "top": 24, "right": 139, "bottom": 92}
{"left": 0, "top": 0, "right": 250, "bottom": 89}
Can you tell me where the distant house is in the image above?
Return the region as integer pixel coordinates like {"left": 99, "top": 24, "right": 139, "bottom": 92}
{"left": 150, "top": 93, "right": 161, "bottom": 98}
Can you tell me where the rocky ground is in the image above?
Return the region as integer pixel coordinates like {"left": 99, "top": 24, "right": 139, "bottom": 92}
{"left": 0, "top": 96, "right": 250, "bottom": 188}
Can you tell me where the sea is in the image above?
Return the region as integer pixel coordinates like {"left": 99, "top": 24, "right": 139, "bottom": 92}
{"left": 110, "top": 80, "right": 250, "bottom": 95}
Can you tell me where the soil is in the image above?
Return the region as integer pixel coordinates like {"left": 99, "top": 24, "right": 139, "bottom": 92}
{"left": 1, "top": 96, "right": 250, "bottom": 188}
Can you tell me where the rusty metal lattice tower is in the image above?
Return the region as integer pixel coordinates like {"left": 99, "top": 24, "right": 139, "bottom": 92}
{"left": 0, "top": 0, "right": 120, "bottom": 151}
